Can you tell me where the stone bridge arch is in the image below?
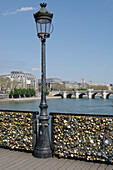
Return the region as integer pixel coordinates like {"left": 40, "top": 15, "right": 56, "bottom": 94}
{"left": 50, "top": 90, "right": 113, "bottom": 99}
{"left": 79, "top": 93, "right": 87, "bottom": 99}
{"left": 106, "top": 93, "right": 113, "bottom": 99}
{"left": 66, "top": 93, "right": 74, "bottom": 98}
{"left": 92, "top": 92, "right": 102, "bottom": 99}
{"left": 54, "top": 93, "right": 63, "bottom": 98}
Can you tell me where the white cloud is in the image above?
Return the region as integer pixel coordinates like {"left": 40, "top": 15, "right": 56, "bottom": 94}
{"left": 16, "top": 7, "right": 36, "bottom": 12}
{"left": 2, "top": 11, "right": 16, "bottom": 16}
{"left": 32, "top": 68, "right": 40, "bottom": 72}
{"left": 2, "top": 7, "right": 37, "bottom": 16}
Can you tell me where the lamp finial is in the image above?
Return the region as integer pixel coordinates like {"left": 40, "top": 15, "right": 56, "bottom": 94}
{"left": 40, "top": 3, "right": 47, "bottom": 8}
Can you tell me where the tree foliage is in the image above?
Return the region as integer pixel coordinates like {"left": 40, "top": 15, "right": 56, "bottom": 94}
{"left": 9, "top": 88, "right": 36, "bottom": 98}
{"left": 77, "top": 88, "right": 87, "bottom": 91}
{"left": 87, "top": 85, "right": 108, "bottom": 90}
{"left": 52, "top": 83, "right": 66, "bottom": 91}
{"left": 0, "top": 76, "right": 19, "bottom": 91}
{"left": 46, "top": 88, "right": 49, "bottom": 96}
{"left": 0, "top": 77, "right": 9, "bottom": 90}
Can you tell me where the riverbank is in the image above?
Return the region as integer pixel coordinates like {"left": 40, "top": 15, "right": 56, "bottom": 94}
{"left": 0, "top": 96, "right": 61, "bottom": 102}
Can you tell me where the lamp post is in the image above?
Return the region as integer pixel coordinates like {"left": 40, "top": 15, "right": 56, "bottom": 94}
{"left": 33, "top": 3, "right": 53, "bottom": 158}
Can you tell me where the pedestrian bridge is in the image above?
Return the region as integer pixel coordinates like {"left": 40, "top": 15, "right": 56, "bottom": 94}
{"left": 50, "top": 90, "right": 113, "bottom": 99}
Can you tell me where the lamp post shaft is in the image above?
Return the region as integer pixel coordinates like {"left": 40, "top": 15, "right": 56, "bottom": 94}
{"left": 40, "top": 39, "right": 47, "bottom": 112}
{"left": 34, "top": 39, "right": 52, "bottom": 158}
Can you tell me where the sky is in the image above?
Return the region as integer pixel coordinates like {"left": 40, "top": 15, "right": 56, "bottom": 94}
{"left": 0, "top": 0, "right": 113, "bottom": 84}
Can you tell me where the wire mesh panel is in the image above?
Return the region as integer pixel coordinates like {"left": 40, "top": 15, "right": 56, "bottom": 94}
{"left": 50, "top": 113, "right": 113, "bottom": 163}
{"left": 0, "top": 110, "right": 38, "bottom": 151}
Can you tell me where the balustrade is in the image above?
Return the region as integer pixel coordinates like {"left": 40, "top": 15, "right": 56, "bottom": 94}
{"left": 0, "top": 109, "right": 38, "bottom": 151}
{"left": 50, "top": 112, "right": 113, "bottom": 163}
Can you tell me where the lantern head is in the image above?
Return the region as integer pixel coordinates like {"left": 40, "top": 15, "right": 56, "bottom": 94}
{"left": 34, "top": 3, "right": 53, "bottom": 39}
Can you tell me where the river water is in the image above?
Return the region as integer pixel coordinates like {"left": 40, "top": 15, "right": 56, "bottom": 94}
{"left": 0, "top": 97, "right": 113, "bottom": 115}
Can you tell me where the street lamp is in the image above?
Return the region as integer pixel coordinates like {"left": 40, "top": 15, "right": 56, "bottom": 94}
{"left": 33, "top": 3, "right": 53, "bottom": 158}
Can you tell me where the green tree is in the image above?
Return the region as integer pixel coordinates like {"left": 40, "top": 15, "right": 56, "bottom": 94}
{"left": 0, "top": 77, "right": 7, "bottom": 90}
{"left": 24, "top": 89, "right": 30, "bottom": 97}
{"left": 9, "top": 89, "right": 13, "bottom": 98}
{"left": 13, "top": 88, "right": 20, "bottom": 98}
{"left": 25, "top": 88, "right": 36, "bottom": 97}
{"left": 77, "top": 88, "right": 87, "bottom": 91}
{"left": 9, "top": 88, "right": 36, "bottom": 98}
{"left": 22, "top": 88, "right": 27, "bottom": 97}
{"left": 6, "top": 81, "right": 11, "bottom": 89}
{"left": 46, "top": 88, "right": 49, "bottom": 96}
{"left": 53, "top": 83, "right": 66, "bottom": 91}
{"left": 30, "top": 88, "right": 36, "bottom": 96}
{"left": 87, "top": 85, "right": 108, "bottom": 90}
{"left": 19, "top": 88, "right": 25, "bottom": 97}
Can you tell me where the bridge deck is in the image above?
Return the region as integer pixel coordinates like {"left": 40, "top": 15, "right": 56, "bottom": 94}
{"left": 0, "top": 148, "right": 113, "bottom": 170}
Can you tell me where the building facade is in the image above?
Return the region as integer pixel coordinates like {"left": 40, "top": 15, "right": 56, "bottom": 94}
{"left": 7, "top": 71, "right": 38, "bottom": 90}
{"left": 10, "top": 71, "right": 38, "bottom": 89}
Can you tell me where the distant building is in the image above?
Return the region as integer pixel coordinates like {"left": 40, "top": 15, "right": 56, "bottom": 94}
{"left": 62, "top": 81, "right": 79, "bottom": 89}
{"left": 38, "top": 78, "right": 62, "bottom": 84}
{"left": 4, "top": 71, "right": 38, "bottom": 90}
{"left": 81, "top": 78, "right": 85, "bottom": 84}
{"left": 106, "top": 84, "right": 112, "bottom": 91}
{"left": 38, "top": 78, "right": 100, "bottom": 90}
{"left": 10, "top": 71, "right": 38, "bottom": 89}
{"left": 87, "top": 81, "right": 98, "bottom": 86}
{"left": 38, "top": 78, "right": 62, "bottom": 90}
{"left": 39, "top": 78, "right": 79, "bottom": 90}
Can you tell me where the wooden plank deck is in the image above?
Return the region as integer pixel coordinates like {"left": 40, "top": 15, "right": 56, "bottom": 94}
{"left": 0, "top": 148, "right": 113, "bottom": 170}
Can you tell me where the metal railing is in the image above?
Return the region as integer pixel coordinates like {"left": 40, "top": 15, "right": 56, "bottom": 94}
{"left": 50, "top": 112, "right": 113, "bottom": 163}
{"left": 0, "top": 109, "right": 39, "bottom": 152}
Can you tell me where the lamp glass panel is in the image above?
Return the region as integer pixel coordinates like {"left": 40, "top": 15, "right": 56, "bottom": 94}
{"left": 36, "top": 22, "right": 52, "bottom": 34}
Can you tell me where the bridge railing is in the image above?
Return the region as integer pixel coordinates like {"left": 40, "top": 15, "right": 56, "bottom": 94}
{"left": 0, "top": 109, "right": 39, "bottom": 152}
{"left": 50, "top": 112, "right": 113, "bottom": 163}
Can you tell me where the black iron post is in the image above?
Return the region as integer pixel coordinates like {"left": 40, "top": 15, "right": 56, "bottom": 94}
{"left": 33, "top": 3, "right": 53, "bottom": 158}
{"left": 33, "top": 38, "right": 52, "bottom": 158}
{"left": 40, "top": 39, "right": 47, "bottom": 112}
